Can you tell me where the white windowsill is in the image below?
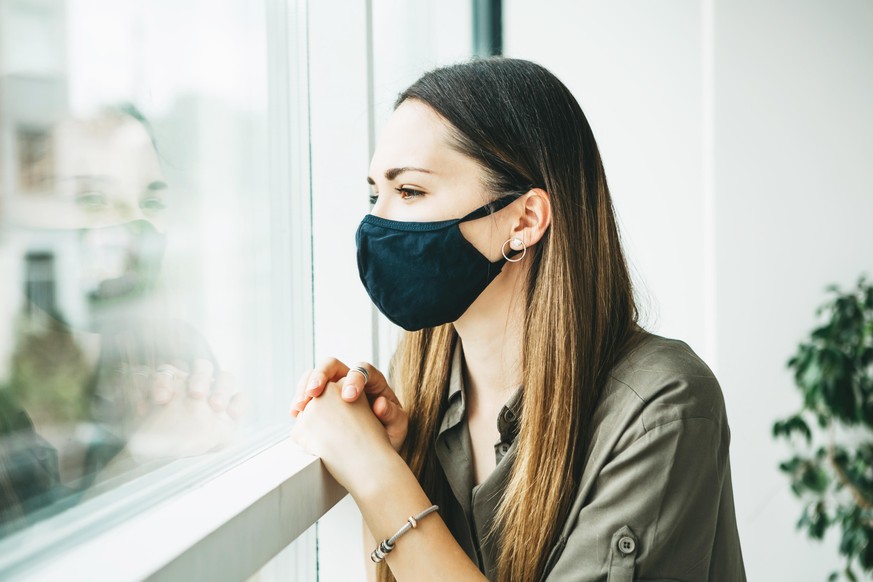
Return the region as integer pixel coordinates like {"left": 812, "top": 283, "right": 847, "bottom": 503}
{"left": 12, "top": 438, "right": 346, "bottom": 582}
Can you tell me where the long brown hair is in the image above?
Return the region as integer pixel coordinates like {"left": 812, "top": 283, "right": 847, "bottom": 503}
{"left": 379, "top": 58, "right": 639, "bottom": 582}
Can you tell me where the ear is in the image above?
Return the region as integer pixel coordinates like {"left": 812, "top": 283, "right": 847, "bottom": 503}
{"left": 510, "top": 188, "right": 551, "bottom": 247}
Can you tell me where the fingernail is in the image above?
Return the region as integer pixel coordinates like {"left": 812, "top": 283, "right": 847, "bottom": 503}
{"left": 342, "top": 385, "right": 356, "bottom": 399}
{"left": 307, "top": 375, "right": 321, "bottom": 391}
{"left": 155, "top": 387, "right": 170, "bottom": 402}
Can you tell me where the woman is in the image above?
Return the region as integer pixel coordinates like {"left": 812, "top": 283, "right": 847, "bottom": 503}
{"left": 291, "top": 58, "right": 746, "bottom": 581}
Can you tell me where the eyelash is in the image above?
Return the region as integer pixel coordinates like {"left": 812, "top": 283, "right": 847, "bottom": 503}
{"left": 368, "top": 187, "right": 425, "bottom": 205}
{"left": 396, "top": 187, "right": 424, "bottom": 199}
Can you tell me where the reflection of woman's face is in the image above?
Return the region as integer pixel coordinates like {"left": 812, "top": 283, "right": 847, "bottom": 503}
{"left": 10, "top": 114, "right": 169, "bottom": 233}
{"left": 367, "top": 100, "right": 512, "bottom": 263}
{"left": 8, "top": 113, "right": 171, "bottom": 328}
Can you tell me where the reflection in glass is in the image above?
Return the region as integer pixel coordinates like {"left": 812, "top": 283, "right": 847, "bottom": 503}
{"left": 0, "top": 0, "right": 277, "bottom": 546}
{"left": 0, "top": 108, "right": 243, "bottom": 536}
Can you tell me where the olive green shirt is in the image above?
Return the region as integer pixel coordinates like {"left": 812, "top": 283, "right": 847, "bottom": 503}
{"left": 434, "top": 333, "right": 747, "bottom": 581}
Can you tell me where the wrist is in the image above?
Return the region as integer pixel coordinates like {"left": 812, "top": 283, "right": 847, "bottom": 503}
{"left": 351, "top": 447, "right": 413, "bottom": 508}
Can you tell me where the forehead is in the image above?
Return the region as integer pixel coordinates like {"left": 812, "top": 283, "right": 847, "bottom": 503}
{"left": 7, "top": 115, "right": 165, "bottom": 229}
{"left": 369, "top": 100, "right": 474, "bottom": 178}
{"left": 53, "top": 116, "right": 161, "bottom": 178}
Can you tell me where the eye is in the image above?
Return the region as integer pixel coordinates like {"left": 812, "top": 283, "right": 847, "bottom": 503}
{"left": 395, "top": 186, "right": 425, "bottom": 200}
{"left": 75, "top": 191, "right": 109, "bottom": 210}
{"left": 142, "top": 181, "right": 169, "bottom": 211}
{"left": 140, "top": 196, "right": 167, "bottom": 211}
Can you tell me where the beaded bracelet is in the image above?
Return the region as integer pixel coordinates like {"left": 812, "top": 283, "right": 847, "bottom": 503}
{"left": 370, "top": 505, "right": 440, "bottom": 563}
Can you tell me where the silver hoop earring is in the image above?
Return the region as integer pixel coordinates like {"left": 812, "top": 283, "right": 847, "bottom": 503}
{"left": 501, "top": 237, "right": 527, "bottom": 263}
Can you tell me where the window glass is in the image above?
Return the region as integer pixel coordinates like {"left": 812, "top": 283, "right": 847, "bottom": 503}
{"left": 0, "top": 0, "right": 307, "bottom": 558}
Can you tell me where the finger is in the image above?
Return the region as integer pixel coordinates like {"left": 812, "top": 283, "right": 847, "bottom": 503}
{"left": 373, "top": 395, "right": 391, "bottom": 419}
{"left": 187, "top": 358, "right": 214, "bottom": 400}
{"left": 305, "top": 357, "right": 351, "bottom": 397}
{"left": 373, "top": 395, "right": 404, "bottom": 424}
{"left": 126, "top": 364, "right": 153, "bottom": 415}
{"left": 209, "top": 370, "right": 235, "bottom": 412}
{"left": 293, "top": 369, "right": 313, "bottom": 409}
{"left": 373, "top": 396, "right": 408, "bottom": 449}
{"left": 342, "top": 362, "right": 401, "bottom": 407}
{"left": 227, "top": 392, "right": 249, "bottom": 421}
{"left": 150, "top": 364, "right": 185, "bottom": 404}
{"left": 290, "top": 391, "right": 313, "bottom": 417}
{"left": 341, "top": 363, "right": 372, "bottom": 401}
{"left": 125, "top": 364, "right": 151, "bottom": 397}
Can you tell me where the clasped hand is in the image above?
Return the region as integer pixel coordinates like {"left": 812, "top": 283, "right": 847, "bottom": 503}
{"left": 290, "top": 359, "right": 408, "bottom": 493}
{"left": 121, "top": 358, "right": 245, "bottom": 460}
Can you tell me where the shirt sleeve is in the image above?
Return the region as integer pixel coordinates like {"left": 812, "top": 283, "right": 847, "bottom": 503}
{"left": 545, "top": 415, "right": 745, "bottom": 582}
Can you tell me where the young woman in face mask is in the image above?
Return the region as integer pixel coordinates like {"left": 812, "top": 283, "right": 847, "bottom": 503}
{"left": 291, "top": 58, "right": 747, "bottom": 582}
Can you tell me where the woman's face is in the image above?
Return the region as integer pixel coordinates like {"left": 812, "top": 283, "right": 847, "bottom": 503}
{"left": 9, "top": 115, "right": 169, "bottom": 233}
{"left": 6, "top": 114, "right": 170, "bottom": 328}
{"left": 367, "top": 100, "right": 511, "bottom": 262}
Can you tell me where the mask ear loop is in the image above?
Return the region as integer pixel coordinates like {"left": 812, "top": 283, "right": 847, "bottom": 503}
{"left": 459, "top": 192, "right": 526, "bottom": 222}
{"left": 501, "top": 237, "right": 527, "bottom": 262}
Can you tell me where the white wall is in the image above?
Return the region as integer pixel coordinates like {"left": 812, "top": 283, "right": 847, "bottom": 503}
{"left": 506, "top": 0, "right": 873, "bottom": 579}
{"left": 713, "top": 1, "right": 873, "bottom": 578}
{"left": 510, "top": 0, "right": 710, "bottom": 355}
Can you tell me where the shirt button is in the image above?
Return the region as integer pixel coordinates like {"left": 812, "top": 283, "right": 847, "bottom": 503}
{"left": 502, "top": 409, "right": 516, "bottom": 423}
{"left": 617, "top": 536, "right": 636, "bottom": 555}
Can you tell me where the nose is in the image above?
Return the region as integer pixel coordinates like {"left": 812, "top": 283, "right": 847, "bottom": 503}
{"left": 370, "top": 196, "right": 387, "bottom": 219}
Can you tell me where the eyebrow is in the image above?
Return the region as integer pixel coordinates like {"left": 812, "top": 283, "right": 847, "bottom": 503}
{"left": 146, "top": 180, "right": 168, "bottom": 191}
{"left": 366, "top": 166, "right": 434, "bottom": 185}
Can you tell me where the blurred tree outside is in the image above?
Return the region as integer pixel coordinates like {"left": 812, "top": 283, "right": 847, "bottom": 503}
{"left": 6, "top": 313, "right": 91, "bottom": 427}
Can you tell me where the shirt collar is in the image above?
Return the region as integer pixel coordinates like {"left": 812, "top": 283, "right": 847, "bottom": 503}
{"left": 438, "top": 341, "right": 467, "bottom": 435}
{"left": 447, "top": 340, "right": 465, "bottom": 401}
{"left": 438, "top": 340, "right": 523, "bottom": 443}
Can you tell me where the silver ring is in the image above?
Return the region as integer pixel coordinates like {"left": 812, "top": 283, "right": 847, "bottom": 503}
{"left": 350, "top": 366, "right": 370, "bottom": 384}
{"left": 155, "top": 365, "right": 176, "bottom": 380}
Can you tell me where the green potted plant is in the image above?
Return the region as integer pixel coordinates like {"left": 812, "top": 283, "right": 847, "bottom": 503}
{"left": 773, "top": 277, "right": 873, "bottom": 581}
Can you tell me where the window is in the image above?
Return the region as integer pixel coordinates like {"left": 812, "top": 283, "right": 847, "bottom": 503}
{"left": 0, "top": 0, "right": 314, "bottom": 575}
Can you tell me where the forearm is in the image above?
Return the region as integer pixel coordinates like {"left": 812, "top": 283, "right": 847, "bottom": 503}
{"left": 290, "top": 381, "right": 479, "bottom": 579}
{"left": 352, "top": 452, "right": 486, "bottom": 582}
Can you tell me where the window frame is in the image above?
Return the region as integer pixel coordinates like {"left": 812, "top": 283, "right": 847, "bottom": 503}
{"left": 8, "top": 439, "right": 344, "bottom": 581}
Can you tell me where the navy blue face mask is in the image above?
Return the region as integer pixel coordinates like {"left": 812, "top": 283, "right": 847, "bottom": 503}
{"left": 355, "top": 193, "right": 522, "bottom": 331}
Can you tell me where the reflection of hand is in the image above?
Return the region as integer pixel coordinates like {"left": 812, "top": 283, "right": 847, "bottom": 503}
{"left": 125, "top": 358, "right": 245, "bottom": 460}
{"left": 291, "top": 359, "right": 407, "bottom": 452}
{"left": 291, "top": 381, "right": 397, "bottom": 495}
